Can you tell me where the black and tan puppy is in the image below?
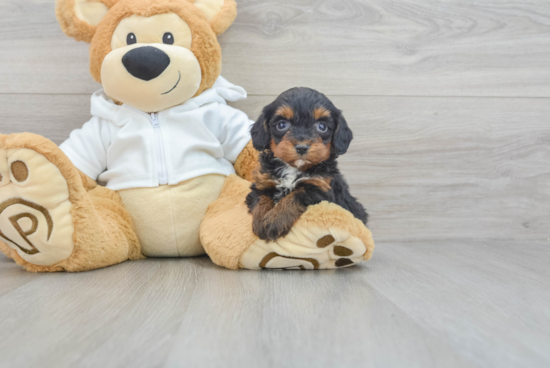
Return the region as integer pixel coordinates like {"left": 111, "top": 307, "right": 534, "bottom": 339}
{"left": 246, "top": 87, "right": 368, "bottom": 242}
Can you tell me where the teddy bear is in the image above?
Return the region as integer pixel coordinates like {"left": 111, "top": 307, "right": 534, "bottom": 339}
{"left": 0, "top": 0, "right": 374, "bottom": 272}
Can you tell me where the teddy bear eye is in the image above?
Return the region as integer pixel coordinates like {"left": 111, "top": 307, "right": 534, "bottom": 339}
{"left": 163, "top": 32, "right": 174, "bottom": 45}
{"left": 127, "top": 33, "right": 137, "bottom": 45}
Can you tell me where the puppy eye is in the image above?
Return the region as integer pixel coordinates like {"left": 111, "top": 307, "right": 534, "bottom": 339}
{"left": 127, "top": 33, "right": 137, "bottom": 45}
{"left": 277, "top": 121, "right": 290, "bottom": 131}
{"left": 163, "top": 32, "right": 174, "bottom": 45}
{"left": 317, "top": 122, "right": 328, "bottom": 132}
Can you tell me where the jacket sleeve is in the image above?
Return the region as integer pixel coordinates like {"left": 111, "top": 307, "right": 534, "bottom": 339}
{"left": 217, "top": 104, "right": 254, "bottom": 163}
{"left": 59, "top": 117, "right": 111, "bottom": 181}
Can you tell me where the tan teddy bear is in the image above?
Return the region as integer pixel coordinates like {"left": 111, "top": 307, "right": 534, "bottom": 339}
{"left": 0, "top": 0, "right": 374, "bottom": 272}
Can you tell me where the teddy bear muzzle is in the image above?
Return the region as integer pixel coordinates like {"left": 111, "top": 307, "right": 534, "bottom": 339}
{"left": 101, "top": 42, "right": 202, "bottom": 113}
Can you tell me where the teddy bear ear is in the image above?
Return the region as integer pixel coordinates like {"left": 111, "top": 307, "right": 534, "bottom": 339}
{"left": 55, "top": 0, "right": 118, "bottom": 43}
{"left": 191, "top": 0, "right": 238, "bottom": 35}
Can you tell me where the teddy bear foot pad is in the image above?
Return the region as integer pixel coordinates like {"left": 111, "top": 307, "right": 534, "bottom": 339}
{"left": 0, "top": 148, "right": 74, "bottom": 266}
{"left": 239, "top": 226, "right": 367, "bottom": 270}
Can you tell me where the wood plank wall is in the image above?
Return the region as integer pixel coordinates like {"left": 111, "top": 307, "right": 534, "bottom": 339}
{"left": 1, "top": 0, "right": 549, "bottom": 241}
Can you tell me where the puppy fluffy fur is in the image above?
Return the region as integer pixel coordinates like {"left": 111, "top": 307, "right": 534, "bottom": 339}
{"left": 246, "top": 87, "right": 368, "bottom": 242}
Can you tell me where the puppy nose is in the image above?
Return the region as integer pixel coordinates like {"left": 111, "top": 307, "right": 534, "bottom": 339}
{"left": 295, "top": 144, "right": 310, "bottom": 155}
{"left": 122, "top": 46, "right": 171, "bottom": 81}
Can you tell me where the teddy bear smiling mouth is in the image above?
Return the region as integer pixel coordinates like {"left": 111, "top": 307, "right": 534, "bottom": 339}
{"left": 161, "top": 71, "right": 181, "bottom": 95}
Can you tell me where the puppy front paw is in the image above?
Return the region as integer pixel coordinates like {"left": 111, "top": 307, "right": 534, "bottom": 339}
{"left": 252, "top": 217, "right": 270, "bottom": 241}
{"left": 252, "top": 221, "right": 285, "bottom": 242}
{"left": 263, "top": 221, "right": 293, "bottom": 242}
{"left": 253, "top": 226, "right": 269, "bottom": 242}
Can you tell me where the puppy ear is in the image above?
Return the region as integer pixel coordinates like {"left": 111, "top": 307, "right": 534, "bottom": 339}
{"left": 191, "top": 0, "right": 237, "bottom": 35}
{"left": 250, "top": 110, "right": 272, "bottom": 152}
{"left": 56, "top": 0, "right": 117, "bottom": 43}
{"left": 332, "top": 110, "right": 353, "bottom": 155}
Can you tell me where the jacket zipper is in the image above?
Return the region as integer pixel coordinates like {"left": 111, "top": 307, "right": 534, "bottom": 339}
{"left": 150, "top": 113, "right": 168, "bottom": 185}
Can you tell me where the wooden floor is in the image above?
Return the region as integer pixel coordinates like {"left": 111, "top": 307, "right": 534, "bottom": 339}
{"left": 1, "top": 0, "right": 550, "bottom": 367}
{"left": 1, "top": 241, "right": 550, "bottom": 367}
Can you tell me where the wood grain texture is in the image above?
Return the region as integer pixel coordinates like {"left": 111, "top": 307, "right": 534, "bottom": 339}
{"left": 0, "top": 94, "right": 92, "bottom": 144}
{"left": 225, "top": 0, "right": 550, "bottom": 97}
{"left": 366, "top": 240, "right": 550, "bottom": 368}
{"left": 2, "top": 93, "right": 548, "bottom": 241}
{"left": 163, "top": 257, "right": 472, "bottom": 368}
{"left": 1, "top": 241, "right": 549, "bottom": 368}
{"left": 0, "top": 254, "right": 43, "bottom": 297}
{"left": 0, "top": 259, "right": 202, "bottom": 368}
{"left": 1, "top": 0, "right": 550, "bottom": 96}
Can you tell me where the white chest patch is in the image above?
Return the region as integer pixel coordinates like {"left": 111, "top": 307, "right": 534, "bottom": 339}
{"left": 274, "top": 163, "right": 309, "bottom": 200}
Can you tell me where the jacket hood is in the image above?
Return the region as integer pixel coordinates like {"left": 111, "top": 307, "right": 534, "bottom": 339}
{"left": 90, "top": 76, "right": 248, "bottom": 121}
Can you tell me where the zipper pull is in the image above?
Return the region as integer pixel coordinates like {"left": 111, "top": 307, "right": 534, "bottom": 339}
{"left": 150, "top": 113, "right": 160, "bottom": 127}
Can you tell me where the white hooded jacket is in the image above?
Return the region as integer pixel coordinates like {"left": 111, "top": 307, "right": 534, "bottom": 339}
{"left": 60, "top": 76, "right": 254, "bottom": 191}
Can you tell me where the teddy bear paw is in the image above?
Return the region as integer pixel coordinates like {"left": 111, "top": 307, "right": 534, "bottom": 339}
{"left": 239, "top": 226, "right": 369, "bottom": 270}
{"left": 0, "top": 147, "right": 74, "bottom": 266}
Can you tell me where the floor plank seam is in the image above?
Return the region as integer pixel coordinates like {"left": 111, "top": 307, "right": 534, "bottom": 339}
{"left": 0, "top": 274, "right": 45, "bottom": 299}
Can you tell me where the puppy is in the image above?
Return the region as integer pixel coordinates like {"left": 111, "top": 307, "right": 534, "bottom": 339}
{"left": 246, "top": 87, "right": 368, "bottom": 242}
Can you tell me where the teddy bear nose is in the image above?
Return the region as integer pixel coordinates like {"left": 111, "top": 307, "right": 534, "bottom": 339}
{"left": 122, "top": 46, "right": 171, "bottom": 81}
